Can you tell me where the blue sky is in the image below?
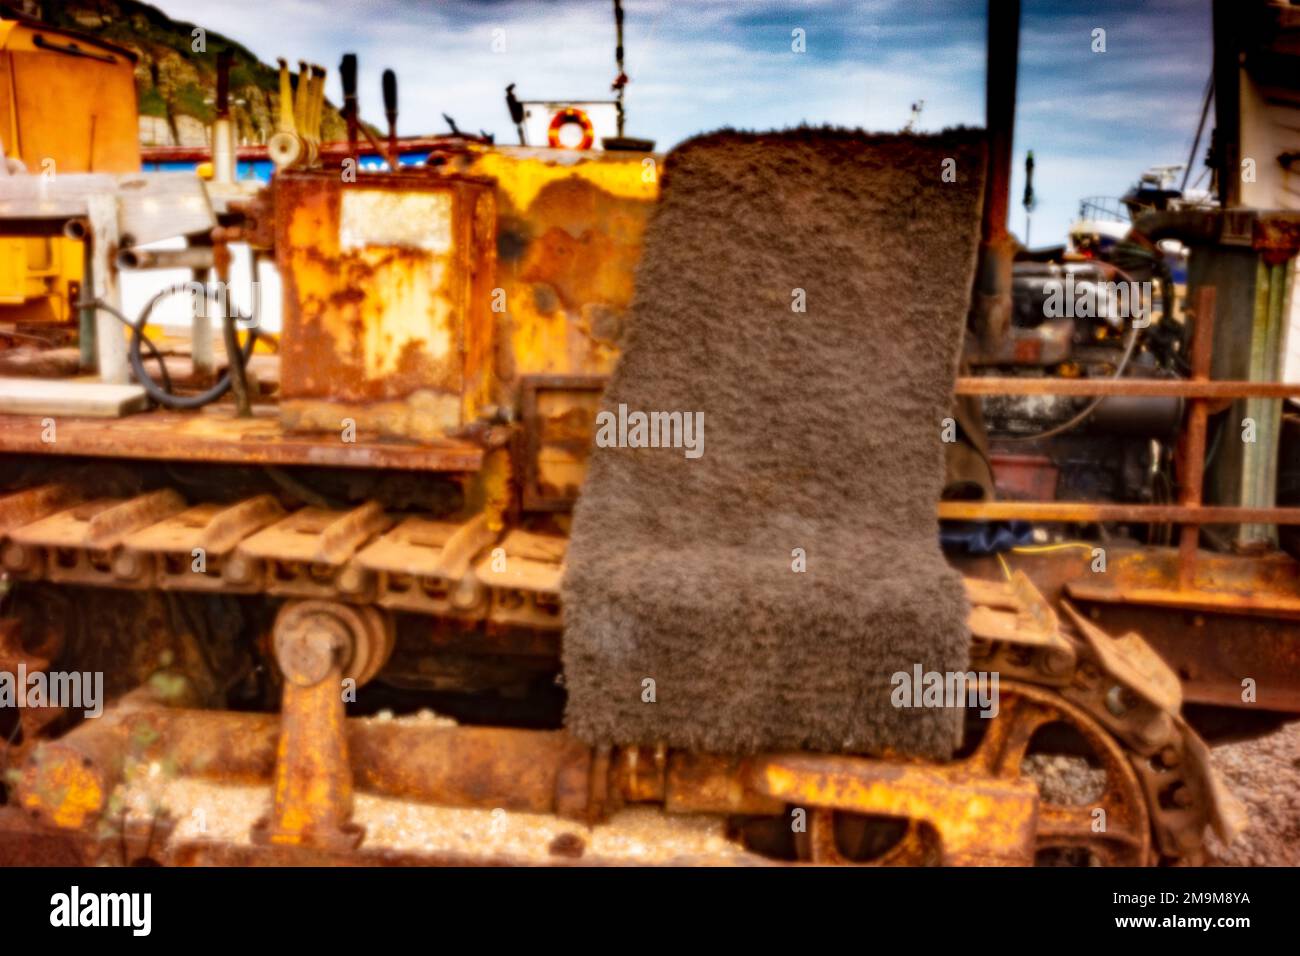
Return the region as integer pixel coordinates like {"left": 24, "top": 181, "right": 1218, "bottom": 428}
{"left": 156, "top": 0, "right": 1214, "bottom": 245}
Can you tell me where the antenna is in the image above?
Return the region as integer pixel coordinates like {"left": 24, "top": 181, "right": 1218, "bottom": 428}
{"left": 612, "top": 0, "right": 628, "bottom": 137}
{"left": 1023, "top": 150, "right": 1036, "bottom": 247}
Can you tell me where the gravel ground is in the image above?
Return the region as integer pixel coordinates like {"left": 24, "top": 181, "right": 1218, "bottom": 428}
{"left": 1022, "top": 754, "right": 1106, "bottom": 805}
{"left": 1206, "top": 720, "right": 1300, "bottom": 866}
{"left": 1012, "top": 722, "right": 1300, "bottom": 867}
{"left": 118, "top": 777, "right": 758, "bottom": 865}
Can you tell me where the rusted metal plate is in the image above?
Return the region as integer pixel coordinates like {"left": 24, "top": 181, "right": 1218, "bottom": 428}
{"left": 355, "top": 513, "right": 497, "bottom": 616}
{"left": 1061, "top": 600, "right": 1183, "bottom": 714}
{"left": 519, "top": 374, "right": 606, "bottom": 511}
{"left": 3, "top": 490, "right": 184, "bottom": 586}
{"left": 1067, "top": 545, "right": 1300, "bottom": 619}
{"left": 237, "top": 502, "right": 391, "bottom": 600}
{"left": 0, "top": 808, "right": 95, "bottom": 866}
{"left": 747, "top": 753, "right": 1040, "bottom": 866}
{"left": 957, "top": 376, "right": 1300, "bottom": 398}
{"left": 121, "top": 495, "right": 285, "bottom": 592}
{"left": 1083, "top": 601, "right": 1300, "bottom": 712}
{"left": 256, "top": 503, "right": 391, "bottom": 564}
{"left": 965, "top": 573, "right": 1058, "bottom": 640}
{"left": 965, "top": 572, "right": 1075, "bottom": 691}
{"left": 0, "top": 407, "right": 485, "bottom": 471}
{"left": 457, "top": 147, "right": 657, "bottom": 389}
{"left": 957, "top": 547, "right": 1300, "bottom": 712}
{"left": 967, "top": 574, "right": 1077, "bottom": 687}
{"left": 939, "top": 500, "right": 1300, "bottom": 524}
{"left": 475, "top": 528, "right": 566, "bottom": 631}
{"left": 0, "top": 483, "right": 82, "bottom": 535}
{"left": 275, "top": 170, "right": 497, "bottom": 442}
{"left": 1253, "top": 211, "right": 1300, "bottom": 258}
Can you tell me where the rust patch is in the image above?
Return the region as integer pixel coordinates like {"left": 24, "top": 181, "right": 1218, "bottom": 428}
{"left": 275, "top": 171, "right": 496, "bottom": 440}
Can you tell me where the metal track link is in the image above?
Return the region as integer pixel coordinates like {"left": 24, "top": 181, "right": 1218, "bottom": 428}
{"left": 0, "top": 483, "right": 1236, "bottom": 864}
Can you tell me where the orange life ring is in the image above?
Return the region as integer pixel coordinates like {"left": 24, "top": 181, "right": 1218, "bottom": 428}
{"left": 547, "top": 107, "right": 595, "bottom": 150}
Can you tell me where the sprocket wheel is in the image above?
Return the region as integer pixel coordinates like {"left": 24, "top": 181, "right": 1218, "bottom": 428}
{"left": 795, "top": 681, "right": 1152, "bottom": 865}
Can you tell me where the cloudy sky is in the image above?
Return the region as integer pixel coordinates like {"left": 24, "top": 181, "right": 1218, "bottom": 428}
{"left": 153, "top": 0, "right": 1213, "bottom": 246}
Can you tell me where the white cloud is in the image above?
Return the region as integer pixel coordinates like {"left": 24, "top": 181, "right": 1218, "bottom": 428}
{"left": 147, "top": 0, "right": 1209, "bottom": 245}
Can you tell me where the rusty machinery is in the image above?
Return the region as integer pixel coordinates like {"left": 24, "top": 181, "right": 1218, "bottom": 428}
{"left": 0, "top": 2, "right": 1294, "bottom": 866}
{"left": 0, "top": 15, "right": 140, "bottom": 369}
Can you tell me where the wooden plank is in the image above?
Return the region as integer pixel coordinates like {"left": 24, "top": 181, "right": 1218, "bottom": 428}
{"left": 0, "top": 377, "right": 148, "bottom": 417}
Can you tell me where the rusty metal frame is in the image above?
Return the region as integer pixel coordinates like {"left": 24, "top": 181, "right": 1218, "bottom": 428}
{"left": 0, "top": 409, "right": 485, "bottom": 472}
{"left": 945, "top": 286, "right": 1300, "bottom": 585}
{"left": 518, "top": 374, "right": 608, "bottom": 511}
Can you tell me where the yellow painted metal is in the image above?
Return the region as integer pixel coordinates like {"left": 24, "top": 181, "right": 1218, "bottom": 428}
{"left": 0, "top": 18, "right": 140, "bottom": 174}
{"left": 461, "top": 146, "right": 659, "bottom": 383}
{"left": 0, "top": 16, "right": 139, "bottom": 328}
{"left": 274, "top": 146, "right": 656, "bottom": 451}
{"left": 0, "top": 237, "right": 81, "bottom": 322}
{"left": 751, "top": 753, "right": 1040, "bottom": 866}
{"left": 19, "top": 754, "right": 105, "bottom": 831}
{"left": 257, "top": 669, "right": 361, "bottom": 849}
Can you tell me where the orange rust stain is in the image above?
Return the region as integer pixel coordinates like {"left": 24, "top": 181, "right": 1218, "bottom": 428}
{"left": 467, "top": 152, "right": 656, "bottom": 381}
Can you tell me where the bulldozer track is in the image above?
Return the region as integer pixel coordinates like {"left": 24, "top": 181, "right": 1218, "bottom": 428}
{"left": 0, "top": 482, "right": 1239, "bottom": 865}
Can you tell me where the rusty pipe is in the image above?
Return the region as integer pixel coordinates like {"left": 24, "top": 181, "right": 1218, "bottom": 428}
{"left": 1178, "top": 286, "right": 1216, "bottom": 587}
{"left": 116, "top": 246, "right": 217, "bottom": 271}
{"left": 937, "top": 501, "right": 1300, "bottom": 525}
{"left": 15, "top": 680, "right": 201, "bottom": 830}
{"left": 17, "top": 705, "right": 596, "bottom": 826}
{"left": 62, "top": 217, "right": 89, "bottom": 241}
{"left": 956, "top": 377, "right": 1300, "bottom": 399}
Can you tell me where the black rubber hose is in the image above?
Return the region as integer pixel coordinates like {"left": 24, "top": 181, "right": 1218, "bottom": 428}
{"left": 219, "top": 288, "right": 253, "bottom": 415}
{"left": 78, "top": 297, "right": 176, "bottom": 394}
{"left": 128, "top": 283, "right": 258, "bottom": 409}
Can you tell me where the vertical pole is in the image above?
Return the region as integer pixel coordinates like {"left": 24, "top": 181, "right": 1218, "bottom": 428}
{"left": 1211, "top": 0, "right": 1240, "bottom": 207}
{"left": 86, "top": 194, "right": 128, "bottom": 384}
{"left": 212, "top": 51, "right": 235, "bottom": 185}
{"left": 214, "top": 237, "right": 251, "bottom": 416}
{"left": 382, "top": 69, "right": 399, "bottom": 170}
{"left": 613, "top": 0, "right": 627, "bottom": 138}
{"left": 294, "top": 60, "right": 311, "bottom": 140}
{"left": 190, "top": 263, "right": 214, "bottom": 380}
{"left": 1240, "top": 258, "right": 1293, "bottom": 546}
{"left": 1179, "top": 285, "right": 1216, "bottom": 589}
{"left": 972, "top": 0, "right": 1020, "bottom": 349}
{"left": 77, "top": 238, "right": 96, "bottom": 371}
{"left": 340, "top": 54, "right": 359, "bottom": 166}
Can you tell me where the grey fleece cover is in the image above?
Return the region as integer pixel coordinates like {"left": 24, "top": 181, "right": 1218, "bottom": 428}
{"left": 561, "top": 127, "right": 987, "bottom": 758}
